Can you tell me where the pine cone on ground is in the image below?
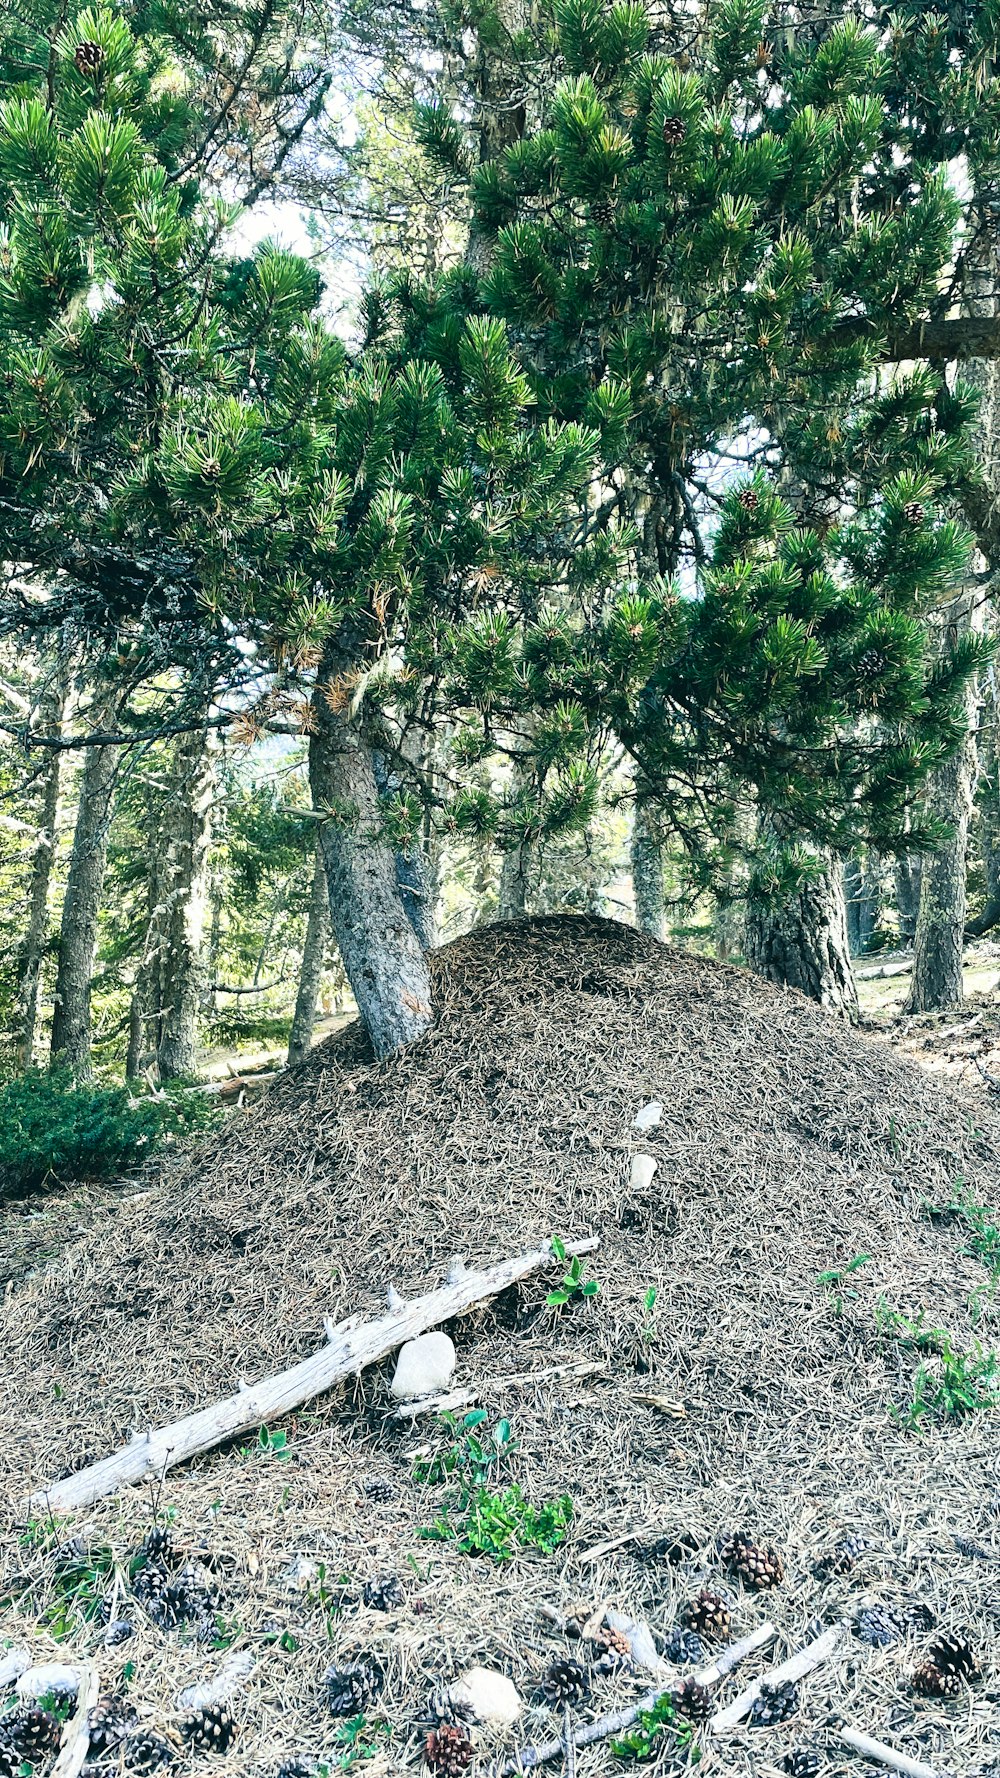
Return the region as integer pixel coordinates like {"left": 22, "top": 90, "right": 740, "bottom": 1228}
{"left": 900, "top": 1601, "right": 936, "bottom": 1633}
{"left": 749, "top": 1680, "right": 799, "bottom": 1726}
{"left": 123, "top": 1730, "right": 176, "bottom": 1773}
{"left": 682, "top": 1589, "right": 732, "bottom": 1640}
{"left": 720, "top": 1529, "right": 784, "bottom": 1589}
{"left": 362, "top": 1476, "right": 394, "bottom": 1502}
{"left": 589, "top": 1625, "right": 633, "bottom": 1671}
{"left": 73, "top": 39, "right": 104, "bottom": 76}
{"left": 784, "top": 1749, "right": 821, "bottom": 1777}
{"left": 325, "top": 1660, "right": 379, "bottom": 1717}
{"left": 181, "top": 1704, "right": 235, "bottom": 1753}
{"left": 662, "top": 1625, "right": 705, "bottom": 1665}
{"left": 363, "top": 1573, "right": 404, "bottom": 1610}
{"left": 52, "top": 1534, "right": 89, "bottom": 1573}
{"left": 422, "top": 1688, "right": 476, "bottom": 1729}
{"left": 929, "top": 1631, "right": 978, "bottom": 1678}
{"left": 141, "top": 1526, "right": 176, "bottom": 1565}
{"left": 914, "top": 1661, "right": 962, "bottom": 1699}
{"left": 424, "top": 1724, "right": 474, "bottom": 1774}
{"left": 673, "top": 1679, "right": 713, "bottom": 1721}
{"left": 816, "top": 1533, "right": 867, "bottom": 1577}
{"left": 645, "top": 1531, "right": 700, "bottom": 1566}
{"left": 6, "top": 1707, "right": 62, "bottom": 1758}
{"left": 855, "top": 1604, "right": 901, "bottom": 1648}
{"left": 542, "top": 1657, "right": 590, "bottom": 1705}
{"left": 661, "top": 114, "right": 686, "bottom": 145}
{"left": 275, "top": 1763, "right": 315, "bottom": 1778}
{"left": 103, "top": 1618, "right": 136, "bottom": 1647}
{"left": 87, "top": 1694, "right": 139, "bottom": 1757}
{"left": 903, "top": 499, "right": 925, "bottom": 526}
{"left": 0, "top": 1745, "right": 17, "bottom": 1778}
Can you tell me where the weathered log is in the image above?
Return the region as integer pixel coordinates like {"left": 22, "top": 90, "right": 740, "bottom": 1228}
{"left": 29, "top": 1236, "right": 598, "bottom": 1515}
{"left": 709, "top": 1622, "right": 847, "bottom": 1731}
{"left": 840, "top": 1726, "right": 943, "bottom": 1778}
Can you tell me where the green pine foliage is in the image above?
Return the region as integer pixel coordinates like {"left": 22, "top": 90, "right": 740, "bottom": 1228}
{"left": 0, "top": 1067, "right": 161, "bottom": 1194}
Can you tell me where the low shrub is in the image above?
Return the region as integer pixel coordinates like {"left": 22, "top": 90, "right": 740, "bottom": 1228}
{"left": 0, "top": 1068, "right": 162, "bottom": 1197}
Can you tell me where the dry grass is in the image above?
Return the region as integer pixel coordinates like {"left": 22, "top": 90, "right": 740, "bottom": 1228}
{"left": 3, "top": 916, "right": 1000, "bottom": 1778}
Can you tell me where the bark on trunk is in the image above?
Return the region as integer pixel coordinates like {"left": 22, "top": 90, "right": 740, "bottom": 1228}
{"left": 906, "top": 598, "right": 977, "bottom": 1013}
{"left": 309, "top": 670, "right": 433, "bottom": 1058}
{"left": 372, "top": 748, "right": 438, "bottom": 948}
{"left": 287, "top": 840, "right": 331, "bottom": 1066}
{"left": 744, "top": 857, "right": 859, "bottom": 1021}
{"left": 156, "top": 726, "right": 215, "bottom": 1080}
{"left": 18, "top": 685, "right": 66, "bottom": 1066}
{"left": 895, "top": 855, "right": 922, "bottom": 943}
{"left": 631, "top": 803, "right": 665, "bottom": 940}
{"left": 967, "top": 676, "right": 1000, "bottom": 936}
{"left": 498, "top": 844, "right": 531, "bottom": 919}
{"left": 50, "top": 723, "right": 119, "bottom": 1076}
{"left": 844, "top": 852, "right": 882, "bottom": 956}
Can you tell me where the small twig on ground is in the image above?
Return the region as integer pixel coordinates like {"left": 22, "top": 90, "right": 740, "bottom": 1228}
{"left": 709, "top": 1623, "right": 847, "bottom": 1731}
{"left": 51, "top": 1661, "right": 99, "bottom": 1778}
{"left": 974, "top": 1054, "right": 1000, "bottom": 1094}
{"left": 484, "top": 1626, "right": 773, "bottom": 1775}
{"left": 839, "top": 1726, "right": 944, "bottom": 1778}
{"left": 392, "top": 1359, "right": 604, "bottom": 1420}
{"left": 564, "top": 1704, "right": 576, "bottom": 1778}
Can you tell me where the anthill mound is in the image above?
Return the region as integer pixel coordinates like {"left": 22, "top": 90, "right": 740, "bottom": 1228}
{"left": 3, "top": 917, "right": 1000, "bottom": 1778}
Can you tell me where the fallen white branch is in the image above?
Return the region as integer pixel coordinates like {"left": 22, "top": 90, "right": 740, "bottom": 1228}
{"left": 485, "top": 1625, "right": 771, "bottom": 1775}
{"left": 51, "top": 1660, "right": 99, "bottom": 1778}
{"left": 710, "top": 1622, "right": 847, "bottom": 1731}
{"left": 28, "top": 1236, "right": 599, "bottom": 1515}
{"left": 840, "top": 1726, "right": 945, "bottom": 1778}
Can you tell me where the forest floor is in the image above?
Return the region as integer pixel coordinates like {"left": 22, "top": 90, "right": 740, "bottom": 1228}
{"left": 858, "top": 939, "right": 1000, "bottom": 1098}
{"left": 3, "top": 917, "right": 1000, "bottom": 1778}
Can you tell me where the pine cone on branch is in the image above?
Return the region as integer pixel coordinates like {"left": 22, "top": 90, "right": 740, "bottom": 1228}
{"left": 73, "top": 39, "right": 104, "bottom": 76}
{"left": 662, "top": 114, "right": 687, "bottom": 146}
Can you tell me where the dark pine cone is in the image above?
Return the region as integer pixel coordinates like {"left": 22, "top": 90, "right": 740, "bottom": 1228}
{"left": 87, "top": 1693, "right": 139, "bottom": 1757}
{"left": 900, "top": 1600, "right": 936, "bottom": 1633}
{"left": 123, "top": 1730, "right": 177, "bottom": 1773}
{"left": 363, "top": 1573, "right": 404, "bottom": 1610}
{"left": 0, "top": 1745, "right": 17, "bottom": 1778}
{"left": 674, "top": 1678, "right": 713, "bottom": 1721}
{"left": 661, "top": 114, "right": 686, "bottom": 145}
{"left": 275, "top": 1763, "right": 315, "bottom": 1778}
{"left": 73, "top": 38, "right": 104, "bottom": 75}
{"left": 104, "top": 1618, "right": 136, "bottom": 1647}
{"left": 821, "top": 1534, "right": 868, "bottom": 1576}
{"left": 590, "top": 197, "right": 615, "bottom": 228}
{"left": 590, "top": 1625, "right": 633, "bottom": 1671}
{"left": 662, "top": 1625, "right": 705, "bottom": 1666}
{"left": 682, "top": 1588, "right": 732, "bottom": 1640}
{"left": 749, "top": 1680, "right": 799, "bottom": 1727}
{"left": 929, "top": 1631, "right": 978, "bottom": 1679}
{"left": 52, "top": 1535, "right": 89, "bottom": 1573}
{"left": 6, "top": 1707, "right": 62, "bottom": 1757}
{"left": 325, "top": 1660, "right": 380, "bottom": 1717}
{"left": 543, "top": 1657, "right": 590, "bottom": 1705}
{"left": 362, "top": 1476, "right": 395, "bottom": 1502}
{"left": 903, "top": 499, "right": 925, "bottom": 526}
{"left": 784, "top": 1749, "right": 821, "bottom": 1778}
{"left": 720, "top": 1530, "right": 784, "bottom": 1590}
{"left": 737, "top": 488, "right": 759, "bottom": 513}
{"left": 422, "top": 1687, "right": 476, "bottom": 1729}
{"left": 856, "top": 1604, "right": 901, "bottom": 1648}
{"left": 914, "top": 1661, "right": 962, "bottom": 1699}
{"left": 424, "top": 1724, "right": 474, "bottom": 1774}
{"left": 182, "top": 1704, "right": 235, "bottom": 1753}
{"left": 645, "top": 1531, "right": 700, "bottom": 1566}
{"left": 141, "top": 1526, "right": 176, "bottom": 1565}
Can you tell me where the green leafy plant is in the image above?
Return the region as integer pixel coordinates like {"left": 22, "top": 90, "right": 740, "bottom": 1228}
{"left": 816, "top": 1252, "right": 871, "bottom": 1315}
{"left": 306, "top": 1563, "right": 355, "bottom": 1638}
{"left": 924, "top": 1185, "right": 1000, "bottom": 1274}
{"left": 876, "top": 1301, "right": 1000, "bottom": 1427}
{"left": 0, "top": 1067, "right": 163, "bottom": 1196}
{"left": 640, "top": 1285, "right": 658, "bottom": 1345}
{"left": 412, "top": 1408, "right": 517, "bottom": 1485}
{"left": 547, "top": 1237, "right": 600, "bottom": 1307}
{"left": 420, "top": 1483, "right": 573, "bottom": 1562}
{"left": 314, "top": 1715, "right": 386, "bottom": 1772}
{"left": 610, "top": 1689, "right": 700, "bottom": 1764}
{"left": 257, "top": 1424, "right": 292, "bottom": 1462}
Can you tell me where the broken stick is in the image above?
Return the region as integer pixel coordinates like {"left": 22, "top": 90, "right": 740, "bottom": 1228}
{"left": 709, "top": 1622, "right": 847, "bottom": 1731}
{"left": 485, "top": 1625, "right": 773, "bottom": 1775}
{"left": 28, "top": 1236, "right": 599, "bottom": 1515}
{"left": 840, "top": 1727, "right": 944, "bottom": 1778}
{"left": 51, "top": 1661, "right": 99, "bottom": 1778}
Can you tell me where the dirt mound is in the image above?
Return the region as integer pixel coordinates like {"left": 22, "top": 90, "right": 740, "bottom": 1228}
{"left": 3, "top": 917, "right": 1000, "bottom": 1776}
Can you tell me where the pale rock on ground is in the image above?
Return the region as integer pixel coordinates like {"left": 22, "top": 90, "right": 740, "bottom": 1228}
{"left": 450, "top": 1665, "right": 522, "bottom": 1725}
{"left": 390, "top": 1330, "right": 456, "bottom": 1399}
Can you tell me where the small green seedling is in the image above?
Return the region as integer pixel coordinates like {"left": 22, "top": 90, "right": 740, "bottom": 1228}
{"left": 816, "top": 1252, "right": 870, "bottom": 1314}
{"left": 641, "top": 1285, "right": 658, "bottom": 1343}
{"left": 412, "top": 1408, "right": 517, "bottom": 1485}
{"left": 548, "top": 1236, "right": 600, "bottom": 1307}
{"left": 257, "top": 1424, "right": 291, "bottom": 1461}
{"left": 420, "top": 1483, "right": 573, "bottom": 1562}
{"left": 611, "top": 1689, "right": 700, "bottom": 1764}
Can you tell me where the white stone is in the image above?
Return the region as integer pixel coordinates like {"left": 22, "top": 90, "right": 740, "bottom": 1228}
{"left": 390, "top": 1331, "right": 456, "bottom": 1400}
{"left": 0, "top": 1650, "right": 30, "bottom": 1689}
{"left": 630, "top": 1153, "right": 658, "bottom": 1190}
{"left": 450, "top": 1665, "right": 522, "bottom": 1726}
{"left": 633, "top": 1101, "right": 663, "bottom": 1131}
{"left": 16, "top": 1662, "right": 80, "bottom": 1701}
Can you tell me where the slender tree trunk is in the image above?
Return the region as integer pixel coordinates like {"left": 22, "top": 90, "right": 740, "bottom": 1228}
{"left": 18, "top": 683, "right": 66, "bottom": 1066}
{"left": 156, "top": 725, "right": 215, "bottom": 1080}
{"left": 287, "top": 840, "right": 331, "bottom": 1066}
{"left": 50, "top": 723, "right": 119, "bottom": 1077}
{"left": 498, "top": 844, "right": 531, "bottom": 919}
{"left": 906, "top": 597, "right": 978, "bottom": 1013}
{"left": 631, "top": 802, "right": 665, "bottom": 940}
{"left": 309, "top": 664, "right": 433, "bottom": 1058}
{"left": 744, "top": 855, "right": 859, "bottom": 1021}
{"left": 372, "top": 747, "right": 437, "bottom": 948}
{"left": 967, "top": 665, "right": 1000, "bottom": 936}
{"left": 896, "top": 855, "right": 922, "bottom": 943}
{"left": 844, "top": 855, "right": 863, "bottom": 956}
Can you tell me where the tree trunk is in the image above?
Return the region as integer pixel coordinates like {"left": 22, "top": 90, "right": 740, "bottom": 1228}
{"left": 844, "top": 854, "right": 863, "bottom": 956}
{"left": 631, "top": 803, "right": 665, "bottom": 940}
{"left": 50, "top": 724, "right": 119, "bottom": 1076}
{"left": 156, "top": 725, "right": 215, "bottom": 1080}
{"left": 18, "top": 683, "right": 66, "bottom": 1066}
{"left": 895, "top": 855, "right": 922, "bottom": 943}
{"left": 309, "top": 667, "right": 433, "bottom": 1058}
{"left": 498, "top": 844, "right": 531, "bottom": 919}
{"left": 287, "top": 840, "right": 331, "bottom": 1066}
{"left": 906, "top": 598, "right": 977, "bottom": 1013}
{"left": 744, "top": 856, "right": 859, "bottom": 1021}
{"left": 372, "top": 747, "right": 438, "bottom": 948}
{"left": 845, "top": 852, "right": 882, "bottom": 956}
{"left": 967, "top": 666, "right": 1000, "bottom": 937}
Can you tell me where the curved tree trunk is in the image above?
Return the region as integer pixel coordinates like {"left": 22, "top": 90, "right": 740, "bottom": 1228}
{"left": 744, "top": 857, "right": 859, "bottom": 1021}
{"left": 156, "top": 725, "right": 215, "bottom": 1080}
{"left": 50, "top": 723, "right": 119, "bottom": 1076}
{"left": 287, "top": 840, "right": 331, "bottom": 1066}
{"left": 18, "top": 681, "right": 66, "bottom": 1066}
{"left": 309, "top": 667, "right": 433, "bottom": 1058}
{"left": 631, "top": 802, "right": 665, "bottom": 940}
